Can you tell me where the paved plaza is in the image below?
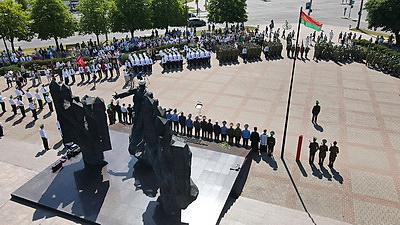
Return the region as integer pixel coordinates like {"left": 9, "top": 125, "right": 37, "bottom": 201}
{"left": 0, "top": 52, "right": 399, "bottom": 224}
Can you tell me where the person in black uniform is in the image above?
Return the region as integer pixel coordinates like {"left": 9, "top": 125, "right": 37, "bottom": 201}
{"left": 106, "top": 104, "right": 115, "bottom": 125}
{"left": 179, "top": 112, "right": 186, "bottom": 135}
{"left": 115, "top": 101, "right": 122, "bottom": 123}
{"left": 312, "top": 100, "right": 321, "bottom": 124}
{"left": 318, "top": 139, "right": 328, "bottom": 165}
{"left": 200, "top": 116, "right": 208, "bottom": 139}
{"left": 267, "top": 131, "right": 276, "bottom": 156}
{"left": 250, "top": 127, "right": 260, "bottom": 152}
{"left": 194, "top": 116, "right": 201, "bottom": 139}
{"left": 328, "top": 141, "right": 339, "bottom": 168}
{"left": 127, "top": 104, "right": 133, "bottom": 124}
{"left": 227, "top": 123, "right": 234, "bottom": 145}
{"left": 309, "top": 137, "right": 319, "bottom": 164}
{"left": 207, "top": 119, "right": 213, "bottom": 141}
{"left": 213, "top": 121, "right": 221, "bottom": 142}
{"left": 234, "top": 123, "right": 242, "bottom": 147}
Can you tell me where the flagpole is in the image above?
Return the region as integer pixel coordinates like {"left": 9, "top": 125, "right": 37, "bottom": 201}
{"left": 281, "top": 7, "right": 303, "bottom": 159}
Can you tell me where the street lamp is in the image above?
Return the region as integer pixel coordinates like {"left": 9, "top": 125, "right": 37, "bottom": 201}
{"left": 0, "top": 13, "right": 12, "bottom": 65}
{"left": 195, "top": 101, "right": 203, "bottom": 116}
{"left": 356, "top": 0, "right": 364, "bottom": 29}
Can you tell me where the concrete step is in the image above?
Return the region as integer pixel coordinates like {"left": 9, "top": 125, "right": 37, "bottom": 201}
{"left": 219, "top": 197, "right": 352, "bottom": 225}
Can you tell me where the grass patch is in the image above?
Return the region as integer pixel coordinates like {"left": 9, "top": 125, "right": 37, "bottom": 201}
{"left": 350, "top": 28, "right": 393, "bottom": 39}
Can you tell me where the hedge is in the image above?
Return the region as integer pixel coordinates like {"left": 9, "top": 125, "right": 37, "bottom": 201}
{"left": 16, "top": 56, "right": 92, "bottom": 69}
{"left": 352, "top": 39, "right": 400, "bottom": 57}
{"left": 0, "top": 65, "right": 21, "bottom": 75}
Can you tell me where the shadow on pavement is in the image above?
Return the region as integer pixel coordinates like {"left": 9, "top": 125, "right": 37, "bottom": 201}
{"left": 296, "top": 161, "right": 308, "bottom": 177}
{"left": 310, "top": 163, "right": 323, "bottom": 179}
{"left": 260, "top": 152, "right": 278, "bottom": 170}
{"left": 313, "top": 123, "right": 324, "bottom": 132}
{"left": 282, "top": 159, "right": 317, "bottom": 225}
{"left": 330, "top": 167, "right": 343, "bottom": 184}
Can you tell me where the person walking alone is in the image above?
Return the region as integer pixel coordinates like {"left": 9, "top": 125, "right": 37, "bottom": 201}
{"left": 312, "top": 100, "right": 321, "bottom": 124}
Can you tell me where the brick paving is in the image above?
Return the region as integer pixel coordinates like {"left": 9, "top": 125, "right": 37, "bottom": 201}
{"left": 0, "top": 51, "right": 399, "bottom": 224}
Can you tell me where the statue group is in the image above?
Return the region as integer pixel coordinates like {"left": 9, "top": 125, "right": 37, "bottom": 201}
{"left": 50, "top": 80, "right": 198, "bottom": 218}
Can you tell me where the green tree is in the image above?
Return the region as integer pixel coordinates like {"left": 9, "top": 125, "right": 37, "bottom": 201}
{"left": 0, "top": 0, "right": 31, "bottom": 51}
{"left": 151, "top": 0, "right": 188, "bottom": 32}
{"left": 31, "top": 0, "right": 76, "bottom": 49}
{"left": 365, "top": 0, "right": 400, "bottom": 45}
{"left": 15, "top": 0, "right": 29, "bottom": 10}
{"left": 78, "top": 0, "right": 115, "bottom": 44}
{"left": 112, "top": 0, "right": 152, "bottom": 38}
{"left": 207, "top": 0, "right": 247, "bottom": 27}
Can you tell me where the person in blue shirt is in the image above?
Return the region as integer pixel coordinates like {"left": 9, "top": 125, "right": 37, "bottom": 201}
{"left": 171, "top": 108, "right": 179, "bottom": 133}
{"left": 220, "top": 121, "right": 228, "bottom": 142}
{"left": 242, "top": 124, "right": 251, "bottom": 149}
{"left": 213, "top": 121, "right": 221, "bottom": 142}
{"left": 186, "top": 114, "right": 193, "bottom": 137}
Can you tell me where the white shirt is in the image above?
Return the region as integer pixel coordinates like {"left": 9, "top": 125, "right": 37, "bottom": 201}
{"left": 45, "top": 96, "right": 52, "bottom": 103}
{"left": 39, "top": 129, "right": 47, "bottom": 138}
{"left": 26, "top": 92, "right": 32, "bottom": 99}
{"left": 0, "top": 96, "right": 4, "bottom": 103}
{"left": 17, "top": 100, "right": 24, "bottom": 106}
{"left": 35, "top": 92, "right": 42, "bottom": 100}
{"left": 14, "top": 89, "right": 22, "bottom": 96}
{"left": 40, "top": 87, "right": 48, "bottom": 94}
{"left": 8, "top": 98, "right": 15, "bottom": 105}
{"left": 29, "top": 102, "right": 35, "bottom": 110}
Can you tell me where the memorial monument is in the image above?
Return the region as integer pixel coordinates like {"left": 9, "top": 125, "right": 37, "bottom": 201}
{"left": 49, "top": 81, "right": 112, "bottom": 168}
{"left": 114, "top": 80, "right": 199, "bottom": 217}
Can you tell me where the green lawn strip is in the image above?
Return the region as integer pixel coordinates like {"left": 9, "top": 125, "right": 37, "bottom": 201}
{"left": 350, "top": 28, "right": 393, "bottom": 39}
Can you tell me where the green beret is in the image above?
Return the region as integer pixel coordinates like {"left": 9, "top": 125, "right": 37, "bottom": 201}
{"left": 39, "top": 124, "right": 44, "bottom": 128}
{"left": 322, "top": 139, "right": 327, "bottom": 143}
{"left": 270, "top": 131, "right": 275, "bottom": 136}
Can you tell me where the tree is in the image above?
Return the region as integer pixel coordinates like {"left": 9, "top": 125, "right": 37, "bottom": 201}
{"left": 78, "top": 0, "right": 115, "bottom": 44}
{"left": 365, "top": 0, "right": 400, "bottom": 46}
{"left": 112, "top": 0, "right": 152, "bottom": 38}
{"left": 207, "top": 0, "right": 248, "bottom": 27}
{"left": 15, "top": 0, "right": 29, "bottom": 10}
{"left": 151, "top": 0, "right": 188, "bottom": 32}
{"left": 0, "top": 0, "right": 31, "bottom": 52}
{"left": 31, "top": 0, "right": 76, "bottom": 49}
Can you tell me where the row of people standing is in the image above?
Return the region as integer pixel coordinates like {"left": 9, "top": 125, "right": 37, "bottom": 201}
{"left": 165, "top": 109, "right": 276, "bottom": 155}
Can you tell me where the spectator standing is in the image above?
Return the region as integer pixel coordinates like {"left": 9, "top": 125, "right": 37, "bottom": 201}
{"left": 179, "top": 112, "right": 186, "bottom": 135}
{"left": 207, "top": 119, "right": 213, "bottom": 141}
{"left": 193, "top": 116, "right": 201, "bottom": 139}
{"left": 227, "top": 123, "right": 235, "bottom": 145}
{"left": 220, "top": 121, "right": 228, "bottom": 142}
{"left": 260, "top": 129, "right": 268, "bottom": 152}
{"left": 213, "top": 121, "right": 221, "bottom": 142}
{"left": 234, "top": 123, "right": 242, "bottom": 147}
{"left": 250, "top": 127, "right": 260, "bottom": 152}
{"left": 171, "top": 109, "right": 179, "bottom": 133}
{"left": 200, "top": 116, "right": 207, "bottom": 139}
{"left": 242, "top": 124, "right": 250, "bottom": 148}
{"left": 186, "top": 114, "right": 193, "bottom": 137}
{"left": 127, "top": 104, "right": 133, "bottom": 124}
{"left": 121, "top": 103, "right": 128, "bottom": 124}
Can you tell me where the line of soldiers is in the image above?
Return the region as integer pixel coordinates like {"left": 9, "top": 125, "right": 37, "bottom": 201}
{"left": 262, "top": 41, "right": 283, "bottom": 59}
{"left": 126, "top": 52, "right": 154, "bottom": 74}
{"left": 185, "top": 47, "right": 211, "bottom": 68}
{"left": 160, "top": 48, "right": 184, "bottom": 71}
{"left": 309, "top": 137, "right": 339, "bottom": 168}
{"left": 164, "top": 110, "right": 276, "bottom": 154}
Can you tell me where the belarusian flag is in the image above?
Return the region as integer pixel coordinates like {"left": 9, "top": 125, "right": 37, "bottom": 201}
{"left": 300, "top": 12, "right": 323, "bottom": 31}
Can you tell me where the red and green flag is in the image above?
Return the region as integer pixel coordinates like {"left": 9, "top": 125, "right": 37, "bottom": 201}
{"left": 300, "top": 12, "right": 323, "bottom": 31}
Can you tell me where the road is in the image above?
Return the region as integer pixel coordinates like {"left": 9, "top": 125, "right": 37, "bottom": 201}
{"left": 0, "top": 0, "right": 369, "bottom": 50}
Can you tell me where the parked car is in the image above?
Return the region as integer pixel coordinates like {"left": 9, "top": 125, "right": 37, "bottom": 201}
{"left": 188, "top": 18, "right": 206, "bottom": 27}
{"left": 188, "top": 12, "right": 196, "bottom": 18}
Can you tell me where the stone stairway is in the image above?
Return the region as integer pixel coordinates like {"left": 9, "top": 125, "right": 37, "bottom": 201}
{"left": 219, "top": 197, "right": 353, "bottom": 225}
